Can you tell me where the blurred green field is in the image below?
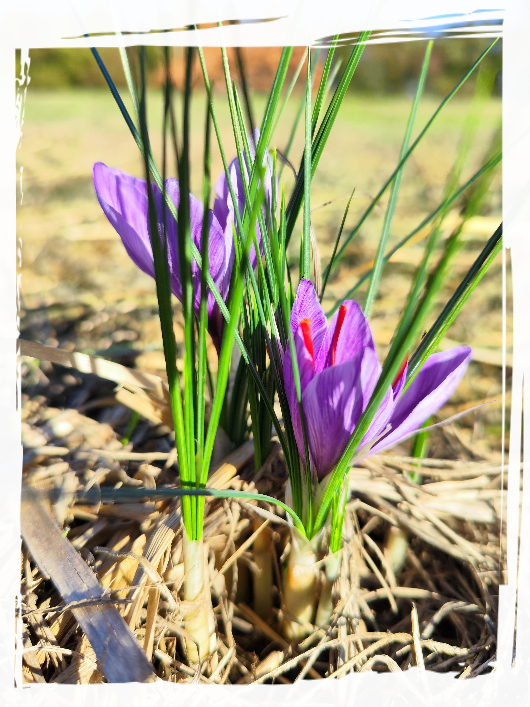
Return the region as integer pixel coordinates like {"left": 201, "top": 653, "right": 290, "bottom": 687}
{"left": 0, "top": 90, "right": 530, "bottom": 297}
{"left": 17, "top": 86, "right": 507, "bottom": 455}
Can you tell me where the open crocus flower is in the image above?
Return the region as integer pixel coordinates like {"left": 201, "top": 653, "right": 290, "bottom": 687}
{"left": 283, "top": 280, "right": 472, "bottom": 481}
{"left": 93, "top": 130, "right": 273, "bottom": 354}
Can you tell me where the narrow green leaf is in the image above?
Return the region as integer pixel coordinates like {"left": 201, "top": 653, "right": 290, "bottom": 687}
{"left": 408, "top": 223, "right": 502, "bottom": 382}
{"left": 117, "top": 44, "right": 140, "bottom": 125}
{"left": 323, "top": 38, "right": 499, "bottom": 277}
{"left": 271, "top": 50, "right": 307, "bottom": 141}
{"left": 234, "top": 44, "right": 256, "bottom": 139}
{"left": 201, "top": 177, "right": 269, "bottom": 491}
{"left": 312, "top": 36, "right": 339, "bottom": 137}
{"left": 82, "top": 486, "right": 306, "bottom": 536}
{"left": 327, "top": 151, "right": 502, "bottom": 316}
{"left": 195, "top": 95, "right": 212, "bottom": 520}
{"left": 136, "top": 48, "right": 188, "bottom": 529}
{"left": 320, "top": 187, "right": 355, "bottom": 302}
{"left": 363, "top": 40, "right": 433, "bottom": 319}
{"left": 300, "top": 47, "right": 312, "bottom": 283}
{"left": 285, "top": 30, "right": 371, "bottom": 244}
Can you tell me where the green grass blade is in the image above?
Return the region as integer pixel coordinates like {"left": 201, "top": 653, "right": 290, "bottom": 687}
{"left": 83, "top": 486, "right": 305, "bottom": 536}
{"left": 285, "top": 30, "right": 371, "bottom": 245}
{"left": 136, "top": 48, "right": 188, "bottom": 529}
{"left": 90, "top": 44, "right": 138, "bottom": 142}
{"left": 407, "top": 419, "right": 431, "bottom": 484}
{"left": 387, "top": 130, "right": 501, "bottom": 374}
{"left": 195, "top": 96, "right": 212, "bottom": 513}
{"left": 117, "top": 45, "right": 140, "bottom": 125}
{"left": 320, "top": 187, "right": 355, "bottom": 302}
{"left": 300, "top": 48, "right": 312, "bottom": 283}
{"left": 273, "top": 2, "right": 326, "bottom": 169}
{"left": 408, "top": 223, "right": 502, "bottom": 382}
{"left": 314, "top": 220, "right": 503, "bottom": 537}
{"left": 253, "top": 46, "right": 294, "bottom": 186}
{"left": 327, "top": 151, "right": 502, "bottom": 316}
{"left": 363, "top": 40, "right": 433, "bottom": 319}
{"left": 271, "top": 50, "right": 307, "bottom": 141}
{"left": 312, "top": 37, "right": 339, "bottom": 137}
{"left": 223, "top": 42, "right": 292, "bottom": 233}
{"left": 323, "top": 38, "right": 499, "bottom": 277}
{"left": 269, "top": 189, "right": 313, "bottom": 530}
{"left": 201, "top": 179, "right": 269, "bottom": 490}
{"left": 176, "top": 47, "right": 197, "bottom": 537}
{"left": 233, "top": 80, "right": 279, "bottom": 318}
{"left": 279, "top": 88, "right": 305, "bottom": 180}
{"left": 234, "top": 45, "right": 256, "bottom": 138}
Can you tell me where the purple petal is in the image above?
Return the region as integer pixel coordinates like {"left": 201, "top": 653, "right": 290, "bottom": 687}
{"left": 214, "top": 160, "right": 245, "bottom": 229}
{"left": 201, "top": 212, "right": 233, "bottom": 354}
{"left": 302, "top": 348, "right": 382, "bottom": 479}
{"left": 358, "top": 384, "right": 395, "bottom": 451}
{"left": 392, "top": 359, "right": 408, "bottom": 402}
{"left": 213, "top": 128, "right": 276, "bottom": 271}
{"left": 370, "top": 346, "right": 472, "bottom": 454}
{"left": 283, "top": 323, "right": 319, "bottom": 460}
{"left": 93, "top": 163, "right": 155, "bottom": 278}
{"left": 94, "top": 164, "right": 233, "bottom": 354}
{"left": 315, "top": 300, "right": 376, "bottom": 372}
{"left": 289, "top": 280, "right": 328, "bottom": 358}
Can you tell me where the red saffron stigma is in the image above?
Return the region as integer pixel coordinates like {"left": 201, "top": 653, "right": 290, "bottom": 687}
{"left": 331, "top": 304, "right": 348, "bottom": 366}
{"left": 300, "top": 319, "right": 315, "bottom": 364}
{"left": 392, "top": 353, "right": 409, "bottom": 389}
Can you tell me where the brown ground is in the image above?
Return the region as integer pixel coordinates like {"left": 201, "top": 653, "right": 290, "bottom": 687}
{"left": 17, "top": 82, "right": 507, "bottom": 683}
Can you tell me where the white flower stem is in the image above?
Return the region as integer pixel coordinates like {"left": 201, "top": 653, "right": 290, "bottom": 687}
{"left": 384, "top": 526, "right": 409, "bottom": 575}
{"left": 182, "top": 530, "right": 217, "bottom": 665}
{"left": 281, "top": 530, "right": 319, "bottom": 640}
{"left": 252, "top": 520, "right": 274, "bottom": 620}
{"left": 315, "top": 550, "right": 342, "bottom": 628}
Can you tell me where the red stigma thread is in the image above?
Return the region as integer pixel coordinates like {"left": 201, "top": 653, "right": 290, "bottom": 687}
{"left": 392, "top": 353, "right": 409, "bottom": 389}
{"left": 300, "top": 319, "right": 315, "bottom": 364}
{"left": 331, "top": 304, "right": 348, "bottom": 366}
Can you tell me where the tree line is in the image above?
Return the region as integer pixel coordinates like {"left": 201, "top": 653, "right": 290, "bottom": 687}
{"left": 0, "top": 6, "right": 530, "bottom": 94}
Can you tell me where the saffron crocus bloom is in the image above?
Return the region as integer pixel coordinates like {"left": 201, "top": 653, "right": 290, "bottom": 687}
{"left": 283, "top": 280, "right": 472, "bottom": 481}
{"left": 93, "top": 131, "right": 273, "bottom": 354}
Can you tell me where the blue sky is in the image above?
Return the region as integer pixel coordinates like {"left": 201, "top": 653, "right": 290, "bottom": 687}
{"left": 0, "top": 0, "right": 522, "bottom": 35}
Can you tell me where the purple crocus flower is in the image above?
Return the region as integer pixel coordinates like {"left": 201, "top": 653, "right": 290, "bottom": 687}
{"left": 93, "top": 130, "right": 273, "bottom": 354}
{"left": 283, "top": 280, "right": 472, "bottom": 481}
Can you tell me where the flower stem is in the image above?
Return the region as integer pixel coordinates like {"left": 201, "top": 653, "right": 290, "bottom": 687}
{"left": 281, "top": 530, "right": 319, "bottom": 640}
{"left": 384, "top": 526, "right": 410, "bottom": 576}
{"left": 252, "top": 520, "right": 274, "bottom": 621}
{"left": 182, "top": 530, "right": 217, "bottom": 666}
{"left": 315, "top": 550, "right": 341, "bottom": 628}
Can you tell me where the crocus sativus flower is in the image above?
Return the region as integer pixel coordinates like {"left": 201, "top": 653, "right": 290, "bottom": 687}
{"left": 283, "top": 280, "right": 472, "bottom": 480}
{"left": 93, "top": 130, "right": 273, "bottom": 353}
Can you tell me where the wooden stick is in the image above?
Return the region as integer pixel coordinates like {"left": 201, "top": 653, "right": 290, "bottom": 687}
{"left": 21, "top": 484, "right": 156, "bottom": 683}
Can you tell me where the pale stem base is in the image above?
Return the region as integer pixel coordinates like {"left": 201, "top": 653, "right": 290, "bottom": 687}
{"left": 315, "top": 550, "right": 342, "bottom": 628}
{"left": 384, "top": 526, "right": 409, "bottom": 575}
{"left": 281, "top": 531, "right": 319, "bottom": 640}
{"left": 182, "top": 532, "right": 218, "bottom": 666}
{"left": 252, "top": 520, "right": 274, "bottom": 620}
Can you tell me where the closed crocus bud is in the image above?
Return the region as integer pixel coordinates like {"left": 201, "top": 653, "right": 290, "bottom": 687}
{"left": 93, "top": 129, "right": 275, "bottom": 355}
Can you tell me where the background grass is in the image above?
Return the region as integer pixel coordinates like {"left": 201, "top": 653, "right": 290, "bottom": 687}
{"left": 17, "top": 47, "right": 506, "bottom": 457}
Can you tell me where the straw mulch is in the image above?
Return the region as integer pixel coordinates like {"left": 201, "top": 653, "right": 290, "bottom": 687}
{"left": 19, "top": 350, "right": 505, "bottom": 685}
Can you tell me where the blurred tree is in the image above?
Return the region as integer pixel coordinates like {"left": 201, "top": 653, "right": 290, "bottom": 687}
{"left": 337, "top": 22, "right": 427, "bottom": 93}
{"left": 336, "top": 36, "right": 501, "bottom": 96}
{"left": 0, "top": 5, "right": 159, "bottom": 88}
{"left": 0, "top": 0, "right": 530, "bottom": 94}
